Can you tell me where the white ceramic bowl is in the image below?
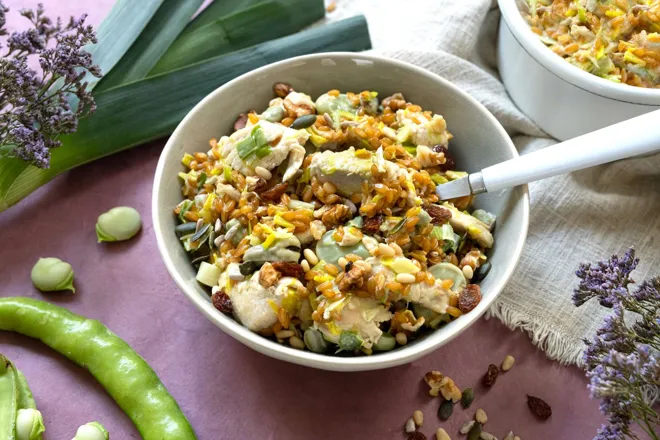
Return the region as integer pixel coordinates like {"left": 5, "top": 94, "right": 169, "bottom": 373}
{"left": 152, "top": 53, "right": 529, "bottom": 371}
{"left": 498, "top": 0, "right": 660, "bottom": 141}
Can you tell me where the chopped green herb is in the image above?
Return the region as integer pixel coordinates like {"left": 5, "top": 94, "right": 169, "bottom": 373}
{"left": 177, "top": 200, "right": 193, "bottom": 223}
{"left": 237, "top": 126, "right": 272, "bottom": 162}
{"left": 197, "top": 172, "right": 207, "bottom": 189}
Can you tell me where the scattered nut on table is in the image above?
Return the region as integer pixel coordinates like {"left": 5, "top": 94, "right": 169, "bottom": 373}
{"left": 413, "top": 409, "right": 424, "bottom": 426}
{"left": 501, "top": 354, "right": 515, "bottom": 371}
{"left": 460, "top": 420, "right": 476, "bottom": 434}
{"left": 436, "top": 427, "right": 451, "bottom": 440}
{"left": 405, "top": 417, "right": 416, "bottom": 433}
{"left": 475, "top": 408, "right": 488, "bottom": 424}
{"left": 503, "top": 433, "right": 515, "bottom": 440}
{"left": 480, "top": 432, "right": 497, "bottom": 440}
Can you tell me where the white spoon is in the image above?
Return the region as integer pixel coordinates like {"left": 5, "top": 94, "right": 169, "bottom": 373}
{"left": 436, "top": 110, "right": 660, "bottom": 200}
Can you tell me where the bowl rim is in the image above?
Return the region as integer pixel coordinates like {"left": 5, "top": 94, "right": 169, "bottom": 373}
{"left": 152, "top": 52, "right": 530, "bottom": 371}
{"left": 498, "top": 0, "right": 660, "bottom": 106}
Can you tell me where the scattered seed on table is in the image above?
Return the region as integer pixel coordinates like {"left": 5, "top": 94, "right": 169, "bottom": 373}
{"left": 438, "top": 399, "right": 453, "bottom": 421}
{"left": 289, "top": 335, "right": 305, "bottom": 350}
{"left": 413, "top": 410, "right": 424, "bottom": 426}
{"left": 436, "top": 428, "right": 451, "bottom": 440}
{"left": 503, "top": 433, "right": 514, "bottom": 440}
{"left": 461, "top": 388, "right": 475, "bottom": 408}
{"left": 405, "top": 418, "right": 416, "bottom": 433}
{"left": 467, "top": 422, "right": 482, "bottom": 440}
{"left": 460, "top": 420, "right": 475, "bottom": 434}
{"left": 482, "top": 364, "right": 499, "bottom": 387}
{"left": 395, "top": 332, "right": 408, "bottom": 345}
{"left": 527, "top": 395, "right": 552, "bottom": 420}
{"left": 501, "top": 355, "right": 515, "bottom": 371}
{"left": 480, "top": 432, "right": 497, "bottom": 440}
{"left": 475, "top": 408, "right": 488, "bottom": 424}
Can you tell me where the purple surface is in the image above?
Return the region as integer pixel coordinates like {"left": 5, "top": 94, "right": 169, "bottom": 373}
{"left": 0, "top": 1, "right": 606, "bottom": 439}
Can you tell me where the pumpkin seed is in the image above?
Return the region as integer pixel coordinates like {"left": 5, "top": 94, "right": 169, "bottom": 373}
{"left": 190, "top": 254, "right": 210, "bottom": 265}
{"left": 467, "top": 422, "right": 482, "bottom": 440}
{"left": 461, "top": 387, "right": 475, "bottom": 408}
{"left": 437, "top": 399, "right": 453, "bottom": 421}
{"left": 472, "top": 261, "right": 491, "bottom": 282}
{"left": 190, "top": 222, "right": 210, "bottom": 243}
{"left": 290, "top": 114, "right": 317, "bottom": 129}
{"left": 175, "top": 222, "right": 197, "bottom": 236}
{"left": 239, "top": 261, "right": 260, "bottom": 276}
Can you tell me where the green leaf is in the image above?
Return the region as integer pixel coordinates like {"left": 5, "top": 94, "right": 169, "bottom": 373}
{"left": 150, "top": 0, "right": 326, "bottom": 75}
{"left": 84, "top": 0, "right": 165, "bottom": 90}
{"left": 183, "top": 0, "right": 263, "bottom": 35}
{"left": 96, "top": 0, "right": 204, "bottom": 91}
{"left": 0, "top": 16, "right": 372, "bottom": 212}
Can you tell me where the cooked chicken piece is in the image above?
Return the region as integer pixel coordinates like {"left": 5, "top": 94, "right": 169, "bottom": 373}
{"left": 225, "top": 268, "right": 305, "bottom": 331}
{"left": 396, "top": 109, "right": 451, "bottom": 147}
{"left": 367, "top": 257, "right": 450, "bottom": 314}
{"left": 317, "top": 296, "right": 393, "bottom": 349}
{"left": 442, "top": 203, "right": 494, "bottom": 248}
{"left": 219, "top": 120, "right": 308, "bottom": 182}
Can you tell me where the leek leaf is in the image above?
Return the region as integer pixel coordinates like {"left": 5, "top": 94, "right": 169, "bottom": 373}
{"left": 96, "top": 0, "right": 204, "bottom": 91}
{"left": 0, "top": 16, "right": 372, "bottom": 211}
{"left": 151, "top": 0, "right": 325, "bottom": 75}
{"left": 84, "top": 0, "right": 164, "bottom": 90}
{"left": 183, "top": 0, "right": 263, "bottom": 35}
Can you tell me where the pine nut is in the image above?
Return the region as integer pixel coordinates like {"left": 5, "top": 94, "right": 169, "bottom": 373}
{"left": 502, "top": 354, "right": 515, "bottom": 371}
{"left": 396, "top": 273, "right": 416, "bottom": 284}
{"left": 275, "top": 330, "right": 295, "bottom": 339}
{"left": 475, "top": 408, "right": 488, "bottom": 424}
{"left": 301, "top": 260, "right": 310, "bottom": 272}
{"left": 322, "top": 181, "right": 337, "bottom": 194}
{"left": 462, "top": 265, "right": 474, "bottom": 280}
{"left": 304, "top": 249, "right": 319, "bottom": 266}
{"left": 254, "top": 166, "right": 272, "bottom": 180}
{"left": 395, "top": 332, "right": 407, "bottom": 345}
{"left": 338, "top": 257, "right": 348, "bottom": 270}
{"left": 413, "top": 410, "right": 423, "bottom": 426}
{"left": 289, "top": 335, "right": 305, "bottom": 349}
{"left": 378, "top": 243, "right": 395, "bottom": 257}
{"left": 390, "top": 242, "right": 403, "bottom": 255}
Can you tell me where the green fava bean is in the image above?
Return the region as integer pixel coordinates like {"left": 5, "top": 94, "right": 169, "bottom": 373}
{"left": 373, "top": 333, "right": 396, "bottom": 352}
{"left": 315, "top": 230, "right": 370, "bottom": 266}
{"left": 96, "top": 206, "right": 142, "bottom": 242}
{"left": 428, "top": 262, "right": 466, "bottom": 293}
{"left": 31, "top": 258, "right": 75, "bottom": 293}
{"left": 16, "top": 409, "right": 45, "bottom": 440}
{"left": 0, "top": 354, "right": 18, "bottom": 440}
{"left": 73, "top": 422, "right": 108, "bottom": 440}
{"left": 303, "top": 328, "right": 329, "bottom": 354}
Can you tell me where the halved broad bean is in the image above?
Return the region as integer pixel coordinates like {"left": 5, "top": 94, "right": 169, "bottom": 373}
{"left": 428, "top": 262, "right": 466, "bottom": 292}
{"left": 303, "top": 328, "right": 329, "bottom": 354}
{"left": 31, "top": 257, "right": 75, "bottom": 293}
{"left": 96, "top": 206, "right": 142, "bottom": 243}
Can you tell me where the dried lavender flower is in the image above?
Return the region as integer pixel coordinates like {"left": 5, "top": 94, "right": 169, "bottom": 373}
{"left": 574, "top": 248, "right": 660, "bottom": 440}
{"left": 0, "top": 1, "right": 101, "bottom": 168}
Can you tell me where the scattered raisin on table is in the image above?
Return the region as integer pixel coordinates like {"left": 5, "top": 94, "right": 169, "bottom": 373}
{"left": 527, "top": 395, "right": 552, "bottom": 420}
{"left": 482, "top": 364, "right": 499, "bottom": 387}
{"left": 407, "top": 432, "right": 427, "bottom": 440}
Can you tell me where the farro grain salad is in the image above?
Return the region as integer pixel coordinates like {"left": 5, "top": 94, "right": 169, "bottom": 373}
{"left": 524, "top": 0, "right": 660, "bottom": 88}
{"left": 173, "top": 84, "right": 496, "bottom": 356}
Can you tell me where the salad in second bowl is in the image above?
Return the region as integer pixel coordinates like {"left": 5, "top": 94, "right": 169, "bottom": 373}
{"left": 173, "top": 84, "right": 496, "bottom": 356}
{"left": 524, "top": 0, "right": 660, "bottom": 88}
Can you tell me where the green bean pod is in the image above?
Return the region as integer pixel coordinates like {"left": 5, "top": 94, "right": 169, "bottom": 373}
{"left": 0, "top": 298, "right": 197, "bottom": 440}
{"left": 0, "top": 354, "right": 18, "bottom": 440}
{"left": 16, "top": 370, "right": 36, "bottom": 410}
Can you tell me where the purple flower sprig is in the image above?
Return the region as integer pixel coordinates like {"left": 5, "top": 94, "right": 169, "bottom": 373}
{"left": 574, "top": 248, "right": 660, "bottom": 440}
{"left": 0, "top": 2, "right": 101, "bottom": 168}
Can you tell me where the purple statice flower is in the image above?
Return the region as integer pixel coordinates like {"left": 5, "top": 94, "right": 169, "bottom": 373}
{"left": 574, "top": 248, "right": 639, "bottom": 308}
{"left": 575, "top": 249, "right": 660, "bottom": 440}
{"left": 0, "top": 1, "right": 101, "bottom": 168}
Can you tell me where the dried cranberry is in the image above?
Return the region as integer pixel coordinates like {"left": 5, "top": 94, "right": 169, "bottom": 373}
{"left": 432, "top": 144, "right": 456, "bottom": 171}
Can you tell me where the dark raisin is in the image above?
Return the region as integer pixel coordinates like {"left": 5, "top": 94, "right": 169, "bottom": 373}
{"left": 212, "top": 291, "right": 233, "bottom": 315}
{"left": 482, "top": 364, "right": 499, "bottom": 387}
{"left": 362, "top": 215, "right": 384, "bottom": 234}
{"left": 249, "top": 177, "right": 268, "bottom": 193}
{"left": 273, "top": 82, "right": 294, "bottom": 98}
{"left": 527, "top": 395, "right": 552, "bottom": 420}
{"left": 233, "top": 113, "right": 248, "bottom": 131}
{"left": 425, "top": 204, "right": 452, "bottom": 225}
{"left": 437, "top": 399, "right": 453, "bottom": 421}
{"left": 407, "top": 433, "right": 427, "bottom": 440}
{"left": 271, "top": 262, "right": 304, "bottom": 280}
{"left": 432, "top": 144, "right": 456, "bottom": 171}
{"left": 260, "top": 182, "right": 289, "bottom": 202}
{"left": 458, "top": 284, "right": 481, "bottom": 313}
{"left": 344, "top": 261, "right": 353, "bottom": 273}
